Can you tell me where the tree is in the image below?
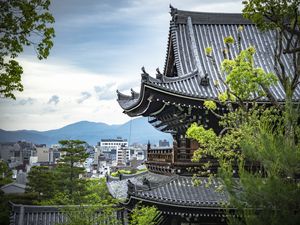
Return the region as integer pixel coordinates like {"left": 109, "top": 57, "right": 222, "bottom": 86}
{"left": 26, "top": 166, "right": 57, "bottom": 201}
{"left": 243, "top": 0, "right": 300, "bottom": 139}
{"left": 57, "top": 140, "right": 89, "bottom": 201}
{"left": 186, "top": 5, "right": 300, "bottom": 222}
{"left": 0, "top": 0, "right": 55, "bottom": 99}
{"left": 130, "top": 205, "right": 159, "bottom": 225}
{"left": 26, "top": 140, "right": 90, "bottom": 204}
{"left": 0, "top": 160, "right": 12, "bottom": 187}
{"left": 243, "top": 0, "right": 300, "bottom": 98}
{"left": 60, "top": 206, "right": 121, "bottom": 225}
{"left": 220, "top": 112, "right": 300, "bottom": 225}
{"left": 37, "top": 178, "right": 121, "bottom": 225}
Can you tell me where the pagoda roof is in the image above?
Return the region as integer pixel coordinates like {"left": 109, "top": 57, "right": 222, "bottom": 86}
{"left": 117, "top": 7, "right": 300, "bottom": 114}
{"left": 106, "top": 172, "right": 228, "bottom": 208}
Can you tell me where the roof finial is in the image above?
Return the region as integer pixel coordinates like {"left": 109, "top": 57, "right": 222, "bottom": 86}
{"left": 141, "top": 66, "right": 149, "bottom": 82}
{"left": 156, "top": 67, "right": 164, "bottom": 81}
{"left": 169, "top": 4, "right": 178, "bottom": 18}
{"left": 116, "top": 90, "right": 121, "bottom": 100}
{"left": 156, "top": 67, "right": 162, "bottom": 75}
{"left": 200, "top": 73, "right": 210, "bottom": 86}
{"left": 131, "top": 88, "right": 138, "bottom": 99}
{"left": 141, "top": 66, "right": 148, "bottom": 75}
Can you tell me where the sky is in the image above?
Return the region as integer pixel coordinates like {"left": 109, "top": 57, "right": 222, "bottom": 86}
{"left": 0, "top": 0, "right": 243, "bottom": 131}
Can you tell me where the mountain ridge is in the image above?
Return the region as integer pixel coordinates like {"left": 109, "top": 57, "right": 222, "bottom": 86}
{"left": 0, "top": 117, "right": 172, "bottom": 146}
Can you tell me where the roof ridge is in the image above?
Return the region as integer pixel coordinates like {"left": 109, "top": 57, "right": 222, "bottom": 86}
{"left": 170, "top": 6, "right": 252, "bottom": 25}
{"left": 148, "top": 69, "right": 199, "bottom": 83}
{"left": 135, "top": 173, "right": 179, "bottom": 194}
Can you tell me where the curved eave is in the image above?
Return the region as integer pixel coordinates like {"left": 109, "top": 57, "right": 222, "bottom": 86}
{"left": 124, "top": 195, "right": 226, "bottom": 209}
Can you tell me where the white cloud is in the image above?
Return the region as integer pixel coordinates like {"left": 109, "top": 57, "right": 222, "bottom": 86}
{"left": 77, "top": 91, "right": 92, "bottom": 104}
{"left": 0, "top": 58, "right": 131, "bottom": 131}
{"left": 47, "top": 95, "right": 60, "bottom": 105}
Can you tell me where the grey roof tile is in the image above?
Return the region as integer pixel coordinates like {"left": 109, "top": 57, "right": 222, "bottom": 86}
{"left": 117, "top": 9, "right": 299, "bottom": 111}
{"left": 107, "top": 172, "right": 228, "bottom": 208}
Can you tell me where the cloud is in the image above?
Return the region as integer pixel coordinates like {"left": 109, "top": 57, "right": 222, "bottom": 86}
{"left": 47, "top": 95, "right": 60, "bottom": 105}
{"left": 77, "top": 91, "right": 92, "bottom": 104}
{"left": 18, "top": 97, "right": 35, "bottom": 105}
{"left": 42, "top": 107, "right": 57, "bottom": 114}
{"left": 0, "top": 59, "right": 130, "bottom": 130}
{"left": 94, "top": 82, "right": 117, "bottom": 100}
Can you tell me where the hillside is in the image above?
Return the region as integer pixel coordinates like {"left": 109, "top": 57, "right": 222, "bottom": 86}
{"left": 0, "top": 117, "right": 172, "bottom": 146}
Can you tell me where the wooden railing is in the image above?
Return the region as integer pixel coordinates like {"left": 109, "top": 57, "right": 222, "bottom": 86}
{"left": 147, "top": 147, "right": 197, "bottom": 164}
{"left": 10, "top": 203, "right": 125, "bottom": 225}
{"left": 147, "top": 147, "right": 172, "bottom": 163}
{"left": 176, "top": 147, "right": 194, "bottom": 162}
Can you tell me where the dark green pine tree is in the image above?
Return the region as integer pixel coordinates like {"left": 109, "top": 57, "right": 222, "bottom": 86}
{"left": 0, "top": 160, "right": 12, "bottom": 187}
{"left": 26, "top": 166, "right": 57, "bottom": 201}
{"left": 57, "top": 140, "right": 89, "bottom": 202}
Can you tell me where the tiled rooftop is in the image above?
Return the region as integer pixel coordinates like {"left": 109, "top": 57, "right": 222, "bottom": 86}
{"left": 107, "top": 172, "right": 228, "bottom": 208}
{"left": 117, "top": 8, "right": 300, "bottom": 111}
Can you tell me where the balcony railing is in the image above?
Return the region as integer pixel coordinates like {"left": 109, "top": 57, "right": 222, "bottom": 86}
{"left": 147, "top": 147, "right": 172, "bottom": 163}
{"left": 176, "top": 147, "right": 194, "bottom": 162}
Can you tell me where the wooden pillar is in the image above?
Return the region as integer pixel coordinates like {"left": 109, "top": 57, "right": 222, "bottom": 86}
{"left": 18, "top": 206, "right": 24, "bottom": 225}
{"left": 172, "top": 137, "right": 178, "bottom": 164}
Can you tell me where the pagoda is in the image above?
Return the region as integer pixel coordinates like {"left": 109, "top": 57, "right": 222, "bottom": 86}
{"left": 107, "top": 6, "right": 297, "bottom": 225}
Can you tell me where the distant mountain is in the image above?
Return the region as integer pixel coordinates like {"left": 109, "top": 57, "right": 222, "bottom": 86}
{"left": 0, "top": 117, "right": 172, "bottom": 146}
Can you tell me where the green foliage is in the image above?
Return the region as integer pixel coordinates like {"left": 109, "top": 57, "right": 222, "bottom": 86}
{"left": 26, "top": 166, "right": 58, "bottom": 201}
{"left": 224, "top": 36, "right": 235, "bottom": 44}
{"left": 222, "top": 46, "right": 277, "bottom": 100}
{"left": 220, "top": 116, "right": 300, "bottom": 225}
{"left": 60, "top": 205, "right": 121, "bottom": 225}
{"left": 111, "top": 169, "right": 132, "bottom": 177}
{"left": 111, "top": 168, "right": 147, "bottom": 177}
{"left": 0, "top": 0, "right": 55, "bottom": 99}
{"left": 130, "top": 205, "right": 159, "bottom": 225}
{"left": 0, "top": 160, "right": 12, "bottom": 187}
{"left": 188, "top": 2, "right": 300, "bottom": 225}
{"left": 53, "top": 179, "right": 120, "bottom": 225}
{"left": 186, "top": 123, "right": 218, "bottom": 162}
{"left": 12, "top": 140, "right": 119, "bottom": 224}
{"left": 0, "top": 192, "right": 39, "bottom": 225}
{"left": 25, "top": 140, "right": 115, "bottom": 206}
{"left": 218, "top": 91, "right": 236, "bottom": 102}
{"left": 204, "top": 100, "right": 217, "bottom": 110}
{"left": 205, "top": 46, "right": 212, "bottom": 55}
{"left": 81, "top": 179, "right": 118, "bottom": 205}
{"left": 242, "top": 0, "right": 300, "bottom": 31}
{"left": 242, "top": 0, "right": 300, "bottom": 95}
{"left": 57, "top": 140, "right": 89, "bottom": 198}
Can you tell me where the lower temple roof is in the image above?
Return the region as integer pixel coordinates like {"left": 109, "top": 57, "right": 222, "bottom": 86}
{"left": 106, "top": 171, "right": 228, "bottom": 208}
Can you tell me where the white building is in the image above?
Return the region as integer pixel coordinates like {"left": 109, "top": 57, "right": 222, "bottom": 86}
{"left": 97, "top": 137, "right": 128, "bottom": 165}
{"left": 99, "top": 137, "right": 128, "bottom": 151}
{"left": 36, "top": 146, "right": 49, "bottom": 163}
{"left": 116, "top": 147, "right": 130, "bottom": 165}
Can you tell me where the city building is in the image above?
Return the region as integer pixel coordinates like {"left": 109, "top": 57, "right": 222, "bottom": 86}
{"left": 97, "top": 137, "right": 128, "bottom": 163}
{"left": 108, "top": 6, "right": 298, "bottom": 225}
{"left": 36, "top": 145, "right": 50, "bottom": 163}
{"left": 98, "top": 137, "right": 128, "bottom": 150}
{"left": 0, "top": 141, "right": 37, "bottom": 169}
{"left": 116, "top": 145, "right": 130, "bottom": 166}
